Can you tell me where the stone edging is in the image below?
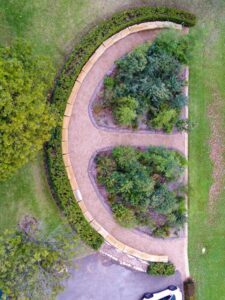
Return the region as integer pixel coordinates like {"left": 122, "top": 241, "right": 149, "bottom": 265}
{"left": 62, "top": 21, "right": 185, "bottom": 263}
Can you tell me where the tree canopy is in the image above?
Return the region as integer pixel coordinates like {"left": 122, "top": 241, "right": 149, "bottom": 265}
{"left": 0, "top": 40, "right": 56, "bottom": 180}
{"left": 0, "top": 218, "right": 76, "bottom": 299}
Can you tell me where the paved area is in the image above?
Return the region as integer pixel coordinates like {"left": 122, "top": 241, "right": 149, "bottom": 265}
{"left": 68, "top": 29, "right": 188, "bottom": 278}
{"left": 57, "top": 253, "right": 183, "bottom": 300}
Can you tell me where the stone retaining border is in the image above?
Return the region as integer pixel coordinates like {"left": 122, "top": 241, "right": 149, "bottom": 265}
{"left": 62, "top": 21, "right": 187, "bottom": 264}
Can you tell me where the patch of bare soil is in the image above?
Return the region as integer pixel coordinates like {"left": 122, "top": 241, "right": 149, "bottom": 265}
{"left": 208, "top": 89, "right": 225, "bottom": 210}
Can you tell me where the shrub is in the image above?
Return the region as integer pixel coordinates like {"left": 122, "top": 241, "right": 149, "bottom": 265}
{"left": 116, "top": 44, "right": 148, "bottom": 79}
{"left": 149, "top": 28, "right": 193, "bottom": 64}
{"left": 114, "top": 106, "right": 137, "bottom": 126}
{"left": 147, "top": 262, "right": 175, "bottom": 276}
{"left": 96, "top": 146, "right": 186, "bottom": 232}
{"left": 150, "top": 109, "right": 178, "bottom": 132}
{"left": 176, "top": 119, "right": 194, "bottom": 132}
{"left": 104, "top": 29, "right": 192, "bottom": 130}
{"left": 113, "top": 96, "right": 138, "bottom": 126}
{"left": 150, "top": 185, "right": 177, "bottom": 214}
{"left": 152, "top": 225, "right": 170, "bottom": 238}
{"left": 112, "top": 203, "right": 137, "bottom": 228}
{"left": 46, "top": 7, "right": 195, "bottom": 247}
{"left": 104, "top": 76, "right": 115, "bottom": 89}
{"left": 184, "top": 278, "right": 195, "bottom": 300}
{"left": 104, "top": 76, "right": 115, "bottom": 103}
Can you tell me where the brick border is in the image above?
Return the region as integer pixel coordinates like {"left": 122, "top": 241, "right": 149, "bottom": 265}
{"left": 62, "top": 21, "right": 187, "bottom": 264}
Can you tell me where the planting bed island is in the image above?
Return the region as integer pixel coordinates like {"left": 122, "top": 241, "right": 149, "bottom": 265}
{"left": 59, "top": 21, "right": 190, "bottom": 280}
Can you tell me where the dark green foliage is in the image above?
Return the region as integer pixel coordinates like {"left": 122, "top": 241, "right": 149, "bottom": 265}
{"left": 0, "top": 222, "right": 77, "bottom": 299}
{"left": 46, "top": 7, "right": 195, "bottom": 245}
{"left": 0, "top": 39, "right": 56, "bottom": 180}
{"left": 103, "top": 29, "right": 192, "bottom": 131}
{"left": 149, "top": 29, "right": 192, "bottom": 64}
{"left": 147, "top": 262, "right": 175, "bottom": 276}
{"left": 112, "top": 203, "right": 137, "bottom": 228}
{"left": 96, "top": 146, "right": 187, "bottom": 234}
{"left": 150, "top": 185, "right": 177, "bottom": 214}
{"left": 116, "top": 44, "right": 148, "bottom": 80}
{"left": 142, "top": 146, "right": 186, "bottom": 181}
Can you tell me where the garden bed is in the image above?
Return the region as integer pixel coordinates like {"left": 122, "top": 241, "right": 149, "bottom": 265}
{"left": 46, "top": 6, "right": 195, "bottom": 249}
{"left": 91, "top": 30, "right": 190, "bottom": 133}
{"left": 91, "top": 146, "right": 187, "bottom": 238}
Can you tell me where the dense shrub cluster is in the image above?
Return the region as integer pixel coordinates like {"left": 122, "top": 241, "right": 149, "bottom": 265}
{"left": 103, "top": 30, "right": 192, "bottom": 132}
{"left": 96, "top": 146, "right": 187, "bottom": 236}
{"left": 147, "top": 261, "right": 175, "bottom": 276}
{"left": 46, "top": 7, "right": 195, "bottom": 247}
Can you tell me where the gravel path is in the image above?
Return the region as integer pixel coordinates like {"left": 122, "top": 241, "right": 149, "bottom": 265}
{"left": 68, "top": 29, "right": 188, "bottom": 279}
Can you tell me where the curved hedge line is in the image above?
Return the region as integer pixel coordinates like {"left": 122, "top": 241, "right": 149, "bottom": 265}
{"left": 45, "top": 6, "right": 196, "bottom": 250}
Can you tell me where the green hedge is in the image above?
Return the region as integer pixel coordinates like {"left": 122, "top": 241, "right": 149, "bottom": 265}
{"left": 45, "top": 6, "right": 196, "bottom": 250}
{"left": 147, "top": 262, "right": 176, "bottom": 276}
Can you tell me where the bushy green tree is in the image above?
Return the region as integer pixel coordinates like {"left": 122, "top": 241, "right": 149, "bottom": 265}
{"left": 0, "top": 220, "right": 77, "bottom": 299}
{"left": 113, "top": 96, "right": 138, "bottom": 126}
{"left": 0, "top": 40, "right": 56, "bottom": 180}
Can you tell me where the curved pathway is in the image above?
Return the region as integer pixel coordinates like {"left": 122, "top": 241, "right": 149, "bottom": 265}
{"left": 64, "top": 23, "right": 189, "bottom": 279}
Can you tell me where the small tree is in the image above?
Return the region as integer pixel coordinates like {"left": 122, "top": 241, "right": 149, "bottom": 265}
{"left": 0, "top": 39, "right": 56, "bottom": 180}
{"left": 113, "top": 96, "right": 138, "bottom": 126}
{"left": 150, "top": 109, "right": 178, "bottom": 132}
{"left": 0, "top": 219, "right": 77, "bottom": 299}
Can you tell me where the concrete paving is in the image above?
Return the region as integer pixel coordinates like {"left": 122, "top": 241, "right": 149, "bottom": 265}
{"left": 57, "top": 254, "right": 183, "bottom": 300}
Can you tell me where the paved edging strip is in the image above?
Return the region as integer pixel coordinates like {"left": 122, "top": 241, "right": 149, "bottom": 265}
{"left": 62, "top": 21, "right": 186, "bottom": 263}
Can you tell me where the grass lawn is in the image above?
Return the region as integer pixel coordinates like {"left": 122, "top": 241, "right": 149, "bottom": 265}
{"left": 0, "top": 152, "right": 63, "bottom": 234}
{"left": 0, "top": 1, "right": 224, "bottom": 299}
{"left": 189, "top": 10, "right": 225, "bottom": 299}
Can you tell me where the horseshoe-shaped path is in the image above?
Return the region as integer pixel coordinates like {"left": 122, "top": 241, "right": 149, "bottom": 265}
{"left": 64, "top": 23, "right": 189, "bottom": 279}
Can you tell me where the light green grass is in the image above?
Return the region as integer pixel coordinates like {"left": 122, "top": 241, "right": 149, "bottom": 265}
{"left": 189, "top": 14, "right": 225, "bottom": 299}
{"left": 0, "top": 152, "right": 63, "bottom": 234}
{"left": 0, "top": 1, "right": 224, "bottom": 299}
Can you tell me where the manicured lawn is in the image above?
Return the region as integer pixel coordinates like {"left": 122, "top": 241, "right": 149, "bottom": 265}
{"left": 0, "top": 1, "right": 224, "bottom": 299}
{"left": 188, "top": 4, "right": 225, "bottom": 299}
{"left": 0, "top": 152, "right": 63, "bottom": 234}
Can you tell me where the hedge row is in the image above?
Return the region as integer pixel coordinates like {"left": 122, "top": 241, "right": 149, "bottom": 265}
{"left": 45, "top": 6, "right": 196, "bottom": 250}
{"left": 147, "top": 262, "right": 175, "bottom": 276}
